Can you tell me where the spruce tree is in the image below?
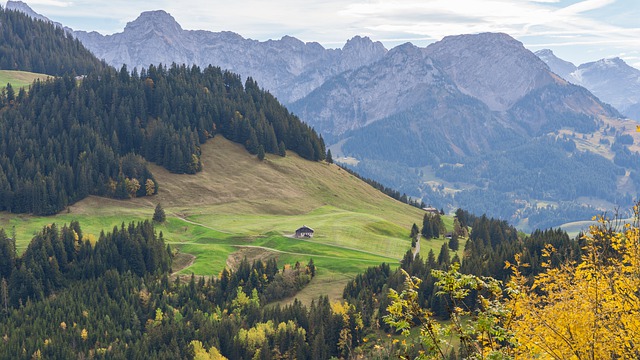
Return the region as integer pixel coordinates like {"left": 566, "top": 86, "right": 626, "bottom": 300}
{"left": 257, "top": 145, "right": 265, "bottom": 161}
{"left": 448, "top": 233, "right": 459, "bottom": 251}
{"left": 410, "top": 223, "right": 419, "bottom": 238}
{"left": 326, "top": 149, "right": 333, "bottom": 164}
{"left": 153, "top": 203, "right": 166, "bottom": 223}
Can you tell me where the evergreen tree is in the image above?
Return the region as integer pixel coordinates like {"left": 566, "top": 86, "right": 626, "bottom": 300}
{"left": 448, "top": 233, "right": 459, "bottom": 251}
{"left": 326, "top": 149, "right": 333, "bottom": 164}
{"left": 257, "top": 145, "right": 265, "bottom": 161}
{"left": 410, "top": 223, "right": 419, "bottom": 239}
{"left": 307, "top": 258, "right": 316, "bottom": 277}
{"left": 437, "top": 243, "right": 451, "bottom": 268}
{"left": 153, "top": 203, "right": 166, "bottom": 223}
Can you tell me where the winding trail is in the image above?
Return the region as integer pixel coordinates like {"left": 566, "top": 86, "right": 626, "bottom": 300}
{"left": 170, "top": 212, "right": 235, "bottom": 235}
{"left": 171, "top": 253, "right": 196, "bottom": 276}
{"left": 412, "top": 235, "right": 421, "bottom": 260}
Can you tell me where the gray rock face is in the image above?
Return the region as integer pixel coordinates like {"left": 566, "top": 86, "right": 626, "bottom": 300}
{"left": 537, "top": 49, "right": 640, "bottom": 120}
{"left": 72, "top": 11, "right": 387, "bottom": 104}
{"left": 424, "top": 33, "right": 557, "bottom": 111}
{"left": 290, "top": 43, "right": 460, "bottom": 137}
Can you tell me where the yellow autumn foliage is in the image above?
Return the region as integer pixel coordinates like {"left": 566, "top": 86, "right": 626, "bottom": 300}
{"left": 509, "top": 204, "right": 640, "bottom": 359}
{"left": 191, "top": 340, "right": 228, "bottom": 360}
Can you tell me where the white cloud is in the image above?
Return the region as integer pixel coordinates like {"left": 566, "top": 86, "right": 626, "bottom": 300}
{"left": 556, "top": 0, "right": 616, "bottom": 15}
{"left": 25, "top": 0, "right": 72, "bottom": 7}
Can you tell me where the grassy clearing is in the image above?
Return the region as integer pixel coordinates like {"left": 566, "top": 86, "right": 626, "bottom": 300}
{"left": 0, "top": 70, "right": 50, "bottom": 89}
{"left": 0, "top": 136, "right": 448, "bottom": 302}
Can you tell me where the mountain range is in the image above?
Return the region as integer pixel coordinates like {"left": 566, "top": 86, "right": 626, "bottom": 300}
{"left": 7, "top": 1, "right": 640, "bottom": 231}
{"left": 536, "top": 49, "right": 640, "bottom": 121}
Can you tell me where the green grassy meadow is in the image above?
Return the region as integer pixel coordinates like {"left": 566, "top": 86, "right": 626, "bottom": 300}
{"left": 0, "top": 136, "right": 452, "bottom": 302}
{"left": 0, "top": 70, "right": 50, "bottom": 89}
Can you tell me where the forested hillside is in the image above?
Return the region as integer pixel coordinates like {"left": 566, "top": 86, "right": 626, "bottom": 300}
{"left": 0, "top": 6, "right": 103, "bottom": 75}
{"left": 0, "top": 7, "right": 325, "bottom": 215}
{"left": 0, "top": 221, "right": 351, "bottom": 359}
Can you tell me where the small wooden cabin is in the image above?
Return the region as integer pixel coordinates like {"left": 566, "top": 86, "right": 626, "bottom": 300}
{"left": 295, "top": 226, "right": 314, "bottom": 238}
{"left": 422, "top": 206, "right": 439, "bottom": 215}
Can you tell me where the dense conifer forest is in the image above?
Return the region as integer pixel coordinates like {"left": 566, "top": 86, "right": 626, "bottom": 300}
{"left": 0, "top": 7, "right": 104, "bottom": 75}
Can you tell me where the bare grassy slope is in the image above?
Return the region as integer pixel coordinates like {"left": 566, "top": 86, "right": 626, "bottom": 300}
{"left": 0, "top": 70, "right": 50, "bottom": 89}
{"left": 147, "top": 135, "right": 423, "bottom": 222}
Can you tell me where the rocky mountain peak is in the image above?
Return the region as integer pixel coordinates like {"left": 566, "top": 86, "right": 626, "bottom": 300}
{"left": 583, "top": 57, "right": 627, "bottom": 70}
{"left": 425, "top": 32, "right": 555, "bottom": 111}
{"left": 535, "top": 48, "right": 554, "bottom": 57}
{"left": 124, "top": 10, "right": 183, "bottom": 35}
{"left": 343, "top": 36, "right": 385, "bottom": 52}
{"left": 534, "top": 49, "right": 576, "bottom": 80}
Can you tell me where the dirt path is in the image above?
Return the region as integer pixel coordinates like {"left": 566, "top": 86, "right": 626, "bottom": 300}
{"left": 170, "top": 212, "right": 235, "bottom": 235}
{"left": 171, "top": 252, "right": 196, "bottom": 276}
{"left": 412, "top": 235, "right": 421, "bottom": 260}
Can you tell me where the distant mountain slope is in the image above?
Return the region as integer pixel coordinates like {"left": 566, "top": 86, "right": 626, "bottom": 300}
{"left": 536, "top": 49, "right": 640, "bottom": 120}
{"left": 290, "top": 42, "right": 517, "bottom": 157}
{"left": 290, "top": 43, "right": 466, "bottom": 138}
{"left": 295, "top": 33, "right": 618, "bottom": 141}
{"left": 424, "top": 33, "right": 557, "bottom": 112}
{"left": 535, "top": 49, "right": 577, "bottom": 80}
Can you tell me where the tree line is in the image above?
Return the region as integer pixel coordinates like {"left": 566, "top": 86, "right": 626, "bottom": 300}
{"left": 0, "top": 64, "right": 325, "bottom": 215}
{"left": 0, "top": 6, "right": 104, "bottom": 76}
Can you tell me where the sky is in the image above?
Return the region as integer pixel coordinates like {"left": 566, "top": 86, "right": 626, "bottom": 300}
{"left": 13, "top": 0, "right": 640, "bottom": 68}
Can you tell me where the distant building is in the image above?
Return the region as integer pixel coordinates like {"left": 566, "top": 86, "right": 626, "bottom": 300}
{"left": 295, "top": 226, "right": 314, "bottom": 238}
{"left": 422, "top": 206, "right": 439, "bottom": 215}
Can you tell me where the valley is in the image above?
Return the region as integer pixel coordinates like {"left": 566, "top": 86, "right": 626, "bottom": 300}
{"left": 1, "top": 2, "right": 640, "bottom": 358}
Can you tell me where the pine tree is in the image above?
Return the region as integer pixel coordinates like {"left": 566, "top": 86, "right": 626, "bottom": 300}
{"left": 326, "top": 149, "right": 333, "bottom": 164}
{"left": 153, "top": 203, "right": 166, "bottom": 223}
{"left": 410, "top": 223, "right": 419, "bottom": 239}
{"left": 257, "top": 145, "right": 265, "bottom": 161}
{"left": 307, "top": 258, "right": 316, "bottom": 277}
{"left": 448, "top": 234, "right": 459, "bottom": 251}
